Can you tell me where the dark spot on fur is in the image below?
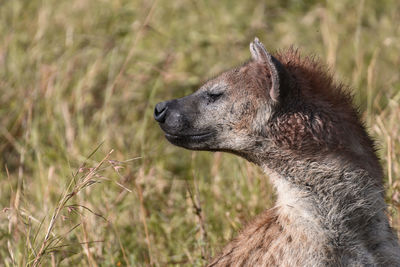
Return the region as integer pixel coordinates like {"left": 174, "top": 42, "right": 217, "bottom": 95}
{"left": 255, "top": 141, "right": 262, "bottom": 147}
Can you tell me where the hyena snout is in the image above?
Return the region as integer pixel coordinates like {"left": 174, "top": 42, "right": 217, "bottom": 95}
{"left": 154, "top": 99, "right": 186, "bottom": 133}
{"left": 154, "top": 96, "right": 218, "bottom": 150}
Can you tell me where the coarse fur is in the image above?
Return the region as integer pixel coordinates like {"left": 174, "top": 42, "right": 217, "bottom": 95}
{"left": 154, "top": 38, "right": 400, "bottom": 266}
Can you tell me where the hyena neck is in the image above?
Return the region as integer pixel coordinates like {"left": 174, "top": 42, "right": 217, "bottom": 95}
{"left": 258, "top": 154, "right": 400, "bottom": 264}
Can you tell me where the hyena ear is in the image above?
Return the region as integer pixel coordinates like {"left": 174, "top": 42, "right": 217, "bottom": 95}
{"left": 250, "top": 37, "right": 290, "bottom": 103}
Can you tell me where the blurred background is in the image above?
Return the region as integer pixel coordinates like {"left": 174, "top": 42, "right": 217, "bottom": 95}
{"left": 0, "top": 0, "right": 399, "bottom": 266}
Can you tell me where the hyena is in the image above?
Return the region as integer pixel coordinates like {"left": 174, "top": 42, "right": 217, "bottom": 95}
{"left": 154, "top": 38, "right": 400, "bottom": 266}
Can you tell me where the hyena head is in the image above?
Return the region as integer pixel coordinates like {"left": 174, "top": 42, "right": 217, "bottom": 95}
{"left": 154, "top": 38, "right": 294, "bottom": 158}
{"left": 154, "top": 38, "right": 377, "bottom": 169}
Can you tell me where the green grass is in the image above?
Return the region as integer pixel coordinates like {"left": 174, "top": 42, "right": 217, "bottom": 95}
{"left": 1, "top": 0, "right": 399, "bottom": 266}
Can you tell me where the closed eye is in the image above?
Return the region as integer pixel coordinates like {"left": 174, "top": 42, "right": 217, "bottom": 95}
{"left": 207, "top": 92, "right": 224, "bottom": 102}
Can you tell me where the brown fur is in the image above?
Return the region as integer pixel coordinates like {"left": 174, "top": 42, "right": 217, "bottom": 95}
{"left": 208, "top": 49, "right": 398, "bottom": 266}
{"left": 209, "top": 209, "right": 281, "bottom": 266}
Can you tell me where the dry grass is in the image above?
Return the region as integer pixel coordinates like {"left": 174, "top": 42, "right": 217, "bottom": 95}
{"left": 0, "top": 0, "right": 399, "bottom": 266}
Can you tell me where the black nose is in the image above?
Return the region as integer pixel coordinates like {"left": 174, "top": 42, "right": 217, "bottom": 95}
{"left": 154, "top": 101, "right": 168, "bottom": 123}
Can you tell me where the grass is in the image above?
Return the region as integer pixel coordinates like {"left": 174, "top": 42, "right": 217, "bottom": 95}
{"left": 0, "top": 0, "right": 399, "bottom": 266}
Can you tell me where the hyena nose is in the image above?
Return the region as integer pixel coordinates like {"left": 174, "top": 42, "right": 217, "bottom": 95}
{"left": 154, "top": 101, "right": 168, "bottom": 123}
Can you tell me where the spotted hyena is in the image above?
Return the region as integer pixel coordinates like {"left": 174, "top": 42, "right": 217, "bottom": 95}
{"left": 154, "top": 38, "right": 400, "bottom": 266}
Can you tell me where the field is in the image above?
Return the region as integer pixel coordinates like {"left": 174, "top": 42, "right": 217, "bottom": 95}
{"left": 1, "top": 0, "right": 399, "bottom": 266}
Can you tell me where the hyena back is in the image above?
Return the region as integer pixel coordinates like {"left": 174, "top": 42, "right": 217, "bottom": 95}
{"left": 154, "top": 38, "right": 400, "bottom": 266}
